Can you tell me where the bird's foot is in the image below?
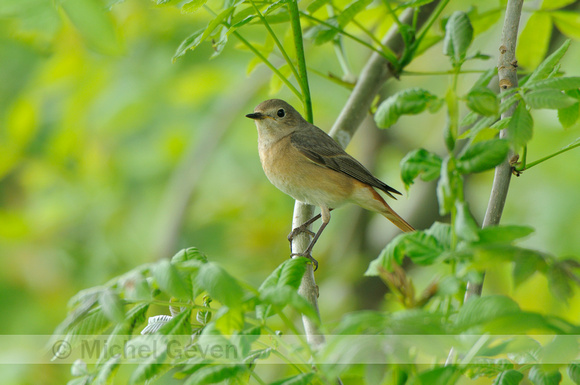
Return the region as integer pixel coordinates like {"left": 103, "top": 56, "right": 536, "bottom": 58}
{"left": 287, "top": 225, "right": 315, "bottom": 242}
{"left": 290, "top": 252, "right": 318, "bottom": 271}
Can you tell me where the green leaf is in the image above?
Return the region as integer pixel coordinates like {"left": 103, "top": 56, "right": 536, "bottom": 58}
{"left": 60, "top": 0, "right": 122, "bottom": 55}
{"left": 304, "top": 18, "right": 339, "bottom": 45}
{"left": 337, "top": 0, "right": 373, "bottom": 27}
{"left": 98, "top": 289, "right": 125, "bottom": 323}
{"left": 375, "top": 88, "right": 438, "bottom": 128}
{"left": 541, "top": 0, "right": 577, "bottom": 10}
{"left": 443, "top": 11, "right": 474, "bottom": 63}
{"left": 455, "top": 295, "right": 521, "bottom": 331}
{"left": 567, "top": 364, "right": 580, "bottom": 384}
{"left": 466, "top": 87, "right": 499, "bottom": 116}
{"left": 400, "top": 148, "right": 442, "bottom": 188}
{"left": 528, "top": 366, "right": 562, "bottom": 385}
{"left": 151, "top": 259, "right": 191, "bottom": 300}
{"left": 455, "top": 201, "right": 479, "bottom": 243}
{"left": 456, "top": 139, "right": 509, "bottom": 174}
{"left": 182, "top": 0, "right": 208, "bottom": 13}
{"left": 516, "top": 12, "right": 552, "bottom": 70}
{"left": 558, "top": 102, "right": 580, "bottom": 128}
{"left": 436, "top": 157, "right": 455, "bottom": 215}
{"left": 198, "top": 263, "right": 244, "bottom": 307}
{"left": 172, "top": 6, "right": 235, "bottom": 62}
{"left": 416, "top": 366, "right": 459, "bottom": 385}
{"left": 158, "top": 309, "right": 192, "bottom": 336}
{"left": 425, "top": 222, "right": 452, "bottom": 250}
{"left": 476, "top": 225, "right": 534, "bottom": 245}
{"left": 307, "top": 0, "right": 330, "bottom": 13}
{"left": 259, "top": 257, "right": 308, "bottom": 292}
{"left": 93, "top": 355, "right": 121, "bottom": 385}
{"left": 524, "top": 89, "right": 577, "bottom": 109}
{"left": 260, "top": 286, "right": 319, "bottom": 322}
{"left": 506, "top": 103, "right": 533, "bottom": 149}
{"left": 269, "top": 373, "right": 316, "bottom": 385}
{"left": 552, "top": 11, "right": 580, "bottom": 39}
{"left": 526, "top": 39, "right": 570, "bottom": 84}
{"left": 128, "top": 350, "right": 168, "bottom": 385}
{"left": 184, "top": 364, "right": 246, "bottom": 385}
{"left": 547, "top": 263, "right": 573, "bottom": 302}
{"left": 493, "top": 369, "right": 524, "bottom": 385}
{"left": 471, "top": 8, "right": 501, "bottom": 36}
{"left": 525, "top": 76, "right": 580, "bottom": 91}
{"left": 513, "top": 249, "right": 546, "bottom": 287}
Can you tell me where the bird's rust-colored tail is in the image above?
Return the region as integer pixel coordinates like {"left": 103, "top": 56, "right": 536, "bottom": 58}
{"left": 360, "top": 185, "right": 415, "bottom": 232}
{"left": 381, "top": 208, "right": 415, "bottom": 232}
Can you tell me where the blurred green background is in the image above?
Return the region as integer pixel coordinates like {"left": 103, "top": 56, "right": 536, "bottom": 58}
{"left": 1, "top": 0, "right": 580, "bottom": 383}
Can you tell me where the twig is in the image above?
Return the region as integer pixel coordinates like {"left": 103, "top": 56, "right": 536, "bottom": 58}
{"left": 464, "top": 0, "right": 524, "bottom": 300}
{"left": 292, "top": 1, "right": 440, "bottom": 350}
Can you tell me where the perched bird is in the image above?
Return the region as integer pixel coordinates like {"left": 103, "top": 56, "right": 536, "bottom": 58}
{"left": 247, "top": 99, "right": 414, "bottom": 269}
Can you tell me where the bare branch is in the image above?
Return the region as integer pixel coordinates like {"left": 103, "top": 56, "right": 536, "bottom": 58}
{"left": 464, "top": 0, "right": 523, "bottom": 300}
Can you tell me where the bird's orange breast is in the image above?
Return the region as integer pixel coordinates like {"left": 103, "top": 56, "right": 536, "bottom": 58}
{"left": 259, "top": 135, "right": 357, "bottom": 208}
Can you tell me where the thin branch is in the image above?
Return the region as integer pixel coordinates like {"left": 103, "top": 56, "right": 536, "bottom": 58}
{"left": 464, "top": 0, "right": 524, "bottom": 301}
{"left": 249, "top": 0, "right": 302, "bottom": 86}
{"left": 288, "top": 0, "right": 313, "bottom": 122}
{"left": 292, "top": 1, "right": 440, "bottom": 350}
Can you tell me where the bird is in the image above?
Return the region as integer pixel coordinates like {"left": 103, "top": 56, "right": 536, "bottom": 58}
{"left": 246, "top": 99, "right": 414, "bottom": 269}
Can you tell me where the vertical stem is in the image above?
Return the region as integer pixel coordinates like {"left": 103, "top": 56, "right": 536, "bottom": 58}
{"left": 287, "top": 0, "right": 313, "bottom": 122}
{"left": 464, "top": 0, "right": 523, "bottom": 300}
{"left": 289, "top": 2, "right": 440, "bottom": 352}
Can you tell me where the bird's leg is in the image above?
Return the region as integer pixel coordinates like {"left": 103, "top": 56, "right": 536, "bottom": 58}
{"left": 287, "top": 214, "right": 320, "bottom": 243}
{"left": 290, "top": 207, "right": 331, "bottom": 271}
{"left": 287, "top": 208, "right": 334, "bottom": 245}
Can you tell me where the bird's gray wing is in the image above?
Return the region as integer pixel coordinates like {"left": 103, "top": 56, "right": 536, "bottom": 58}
{"left": 291, "top": 127, "right": 401, "bottom": 198}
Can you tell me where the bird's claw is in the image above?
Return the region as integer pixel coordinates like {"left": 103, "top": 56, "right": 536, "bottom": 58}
{"left": 287, "top": 226, "right": 315, "bottom": 242}
{"left": 291, "top": 252, "right": 318, "bottom": 271}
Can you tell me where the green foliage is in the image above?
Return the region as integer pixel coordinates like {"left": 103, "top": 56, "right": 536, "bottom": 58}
{"left": 3, "top": 0, "right": 579, "bottom": 383}
{"left": 375, "top": 88, "right": 439, "bottom": 128}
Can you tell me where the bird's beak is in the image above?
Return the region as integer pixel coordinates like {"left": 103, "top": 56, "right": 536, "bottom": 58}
{"left": 245, "top": 112, "right": 265, "bottom": 120}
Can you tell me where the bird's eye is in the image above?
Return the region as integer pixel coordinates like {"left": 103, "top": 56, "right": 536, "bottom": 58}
{"left": 277, "top": 108, "right": 285, "bottom": 118}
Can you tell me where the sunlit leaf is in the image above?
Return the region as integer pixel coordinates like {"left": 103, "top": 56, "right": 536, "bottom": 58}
{"left": 525, "top": 76, "right": 580, "bottom": 90}
{"left": 567, "top": 364, "right": 580, "bottom": 385}
{"left": 182, "top": 0, "right": 208, "bottom": 13}
{"left": 400, "top": 148, "right": 442, "bottom": 188}
{"left": 493, "top": 369, "right": 523, "bottom": 385}
{"left": 416, "top": 366, "right": 459, "bottom": 385}
{"left": 506, "top": 103, "right": 533, "bottom": 149}
{"left": 198, "top": 263, "right": 244, "bottom": 307}
{"left": 443, "top": 11, "right": 473, "bottom": 63}
{"left": 375, "top": 88, "right": 438, "bottom": 128}
{"left": 466, "top": 86, "right": 499, "bottom": 116}
{"left": 455, "top": 295, "right": 521, "bottom": 331}
{"left": 541, "top": 0, "right": 577, "bottom": 10}
{"left": 152, "top": 260, "right": 191, "bottom": 300}
{"left": 259, "top": 257, "right": 308, "bottom": 292}
{"left": 524, "top": 89, "right": 577, "bottom": 109}
{"left": 455, "top": 201, "right": 479, "bottom": 242}
{"left": 516, "top": 12, "right": 552, "bottom": 70}
{"left": 98, "top": 289, "right": 125, "bottom": 323}
{"left": 269, "top": 373, "right": 316, "bottom": 385}
{"left": 60, "top": 0, "right": 122, "bottom": 55}
{"left": 456, "top": 139, "right": 509, "bottom": 174}
{"left": 558, "top": 102, "right": 580, "bottom": 128}
{"left": 337, "top": 0, "right": 373, "bottom": 27}
{"left": 552, "top": 11, "right": 580, "bottom": 39}
{"left": 172, "top": 6, "right": 235, "bottom": 62}
{"left": 307, "top": 0, "right": 330, "bottom": 13}
{"left": 528, "top": 366, "right": 562, "bottom": 385}
{"left": 526, "top": 39, "right": 570, "bottom": 84}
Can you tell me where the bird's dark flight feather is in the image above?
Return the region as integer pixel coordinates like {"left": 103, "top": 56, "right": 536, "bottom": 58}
{"left": 290, "top": 126, "right": 401, "bottom": 199}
